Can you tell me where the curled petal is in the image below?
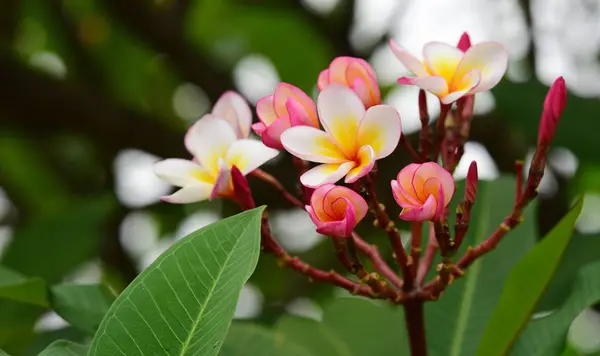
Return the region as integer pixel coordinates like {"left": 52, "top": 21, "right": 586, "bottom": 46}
{"left": 456, "top": 32, "right": 472, "bottom": 52}
{"left": 391, "top": 179, "right": 420, "bottom": 208}
{"left": 260, "top": 118, "right": 291, "bottom": 149}
{"left": 226, "top": 139, "right": 279, "bottom": 175}
{"left": 281, "top": 126, "right": 347, "bottom": 163}
{"left": 389, "top": 40, "right": 429, "bottom": 76}
{"left": 300, "top": 162, "right": 356, "bottom": 188}
{"left": 454, "top": 42, "right": 508, "bottom": 93}
{"left": 286, "top": 99, "right": 316, "bottom": 128}
{"left": 345, "top": 145, "right": 375, "bottom": 183}
{"left": 317, "top": 69, "right": 330, "bottom": 90}
{"left": 413, "top": 162, "right": 455, "bottom": 206}
{"left": 273, "top": 83, "right": 318, "bottom": 126}
{"left": 211, "top": 91, "right": 252, "bottom": 138}
{"left": 307, "top": 184, "right": 337, "bottom": 222}
{"left": 256, "top": 96, "right": 278, "bottom": 126}
{"left": 357, "top": 105, "right": 402, "bottom": 159}
{"left": 251, "top": 122, "right": 267, "bottom": 136}
{"left": 161, "top": 184, "right": 213, "bottom": 204}
{"left": 399, "top": 194, "right": 438, "bottom": 221}
{"left": 306, "top": 184, "right": 367, "bottom": 237}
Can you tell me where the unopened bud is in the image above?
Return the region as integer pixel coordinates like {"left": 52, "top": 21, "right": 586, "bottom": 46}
{"left": 231, "top": 165, "right": 255, "bottom": 210}
{"left": 457, "top": 32, "right": 472, "bottom": 52}
{"left": 538, "top": 77, "right": 566, "bottom": 146}
{"left": 465, "top": 161, "right": 478, "bottom": 203}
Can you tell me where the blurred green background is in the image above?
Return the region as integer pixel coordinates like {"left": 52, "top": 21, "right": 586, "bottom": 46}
{"left": 0, "top": 0, "right": 599, "bottom": 354}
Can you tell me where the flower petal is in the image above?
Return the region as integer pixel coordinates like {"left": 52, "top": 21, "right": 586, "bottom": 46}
{"left": 161, "top": 183, "right": 213, "bottom": 204}
{"left": 252, "top": 122, "right": 267, "bottom": 136}
{"left": 356, "top": 105, "right": 402, "bottom": 159}
{"left": 259, "top": 118, "right": 290, "bottom": 150}
{"left": 389, "top": 40, "right": 428, "bottom": 76}
{"left": 332, "top": 186, "right": 368, "bottom": 222}
{"left": 456, "top": 32, "right": 472, "bottom": 52}
{"left": 345, "top": 145, "right": 375, "bottom": 183}
{"left": 226, "top": 139, "right": 279, "bottom": 175}
{"left": 274, "top": 83, "right": 318, "bottom": 126}
{"left": 398, "top": 76, "right": 448, "bottom": 97}
{"left": 414, "top": 162, "right": 455, "bottom": 205}
{"left": 317, "top": 84, "right": 365, "bottom": 157}
{"left": 422, "top": 42, "right": 464, "bottom": 83}
{"left": 212, "top": 91, "right": 252, "bottom": 138}
{"left": 399, "top": 194, "right": 437, "bottom": 221}
{"left": 453, "top": 42, "right": 508, "bottom": 93}
{"left": 347, "top": 60, "right": 381, "bottom": 107}
{"left": 391, "top": 179, "right": 420, "bottom": 208}
{"left": 308, "top": 184, "right": 337, "bottom": 222}
{"left": 256, "top": 96, "right": 278, "bottom": 126}
{"left": 281, "top": 126, "right": 347, "bottom": 163}
{"left": 300, "top": 162, "right": 355, "bottom": 188}
{"left": 185, "top": 116, "right": 237, "bottom": 175}
{"left": 210, "top": 159, "right": 232, "bottom": 200}
{"left": 153, "top": 159, "right": 211, "bottom": 187}
{"left": 313, "top": 214, "right": 355, "bottom": 237}
{"left": 287, "top": 98, "right": 317, "bottom": 128}
{"left": 441, "top": 69, "right": 481, "bottom": 104}
{"left": 317, "top": 69, "right": 330, "bottom": 90}
{"left": 328, "top": 57, "right": 354, "bottom": 85}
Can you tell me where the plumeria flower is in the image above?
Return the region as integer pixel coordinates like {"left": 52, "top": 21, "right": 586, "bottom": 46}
{"left": 153, "top": 117, "right": 278, "bottom": 203}
{"left": 390, "top": 35, "right": 508, "bottom": 104}
{"left": 209, "top": 91, "right": 252, "bottom": 139}
{"left": 253, "top": 83, "right": 319, "bottom": 149}
{"left": 281, "top": 84, "right": 401, "bottom": 188}
{"left": 318, "top": 57, "right": 381, "bottom": 108}
{"left": 306, "top": 184, "right": 368, "bottom": 237}
{"left": 391, "top": 162, "right": 455, "bottom": 221}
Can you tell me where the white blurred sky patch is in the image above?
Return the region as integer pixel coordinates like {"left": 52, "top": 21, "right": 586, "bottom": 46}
{"left": 524, "top": 149, "right": 559, "bottom": 197}
{"left": 285, "top": 297, "right": 323, "bottom": 321}
{"left": 576, "top": 194, "right": 600, "bottom": 234}
{"left": 549, "top": 147, "right": 579, "bottom": 178}
{"left": 233, "top": 54, "right": 280, "bottom": 105}
{"left": 234, "top": 283, "right": 264, "bottom": 319}
{"left": 384, "top": 86, "right": 440, "bottom": 134}
{"left": 120, "top": 211, "right": 160, "bottom": 260}
{"left": 172, "top": 83, "right": 210, "bottom": 123}
{"left": 34, "top": 312, "right": 68, "bottom": 332}
{"left": 569, "top": 309, "right": 600, "bottom": 353}
{"left": 270, "top": 209, "right": 322, "bottom": 253}
{"left": 63, "top": 260, "right": 102, "bottom": 284}
{"left": 176, "top": 211, "right": 221, "bottom": 240}
{"left": 114, "top": 149, "right": 172, "bottom": 208}
{"left": 301, "top": 0, "right": 340, "bottom": 15}
{"left": 454, "top": 141, "right": 500, "bottom": 181}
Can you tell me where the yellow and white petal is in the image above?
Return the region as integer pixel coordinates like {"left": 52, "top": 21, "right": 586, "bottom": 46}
{"left": 153, "top": 158, "right": 212, "bottom": 187}
{"left": 356, "top": 105, "right": 401, "bottom": 159}
{"left": 398, "top": 76, "right": 448, "bottom": 97}
{"left": 161, "top": 183, "right": 213, "bottom": 204}
{"left": 226, "top": 139, "right": 279, "bottom": 175}
{"left": 317, "top": 84, "right": 365, "bottom": 157}
{"left": 442, "top": 69, "right": 481, "bottom": 104}
{"left": 300, "top": 161, "right": 356, "bottom": 188}
{"left": 389, "top": 40, "right": 428, "bottom": 77}
{"left": 345, "top": 145, "right": 375, "bottom": 183}
{"left": 422, "top": 42, "right": 464, "bottom": 83}
{"left": 185, "top": 116, "right": 237, "bottom": 175}
{"left": 211, "top": 91, "right": 253, "bottom": 138}
{"left": 256, "top": 95, "right": 277, "bottom": 126}
{"left": 209, "top": 159, "right": 232, "bottom": 200}
{"left": 281, "top": 126, "right": 347, "bottom": 163}
{"left": 453, "top": 42, "right": 508, "bottom": 93}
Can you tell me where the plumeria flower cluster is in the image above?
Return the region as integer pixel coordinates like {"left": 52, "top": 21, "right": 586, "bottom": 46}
{"left": 153, "top": 32, "right": 567, "bottom": 311}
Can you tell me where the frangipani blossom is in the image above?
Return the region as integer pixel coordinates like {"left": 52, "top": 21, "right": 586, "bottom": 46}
{"left": 281, "top": 84, "right": 402, "bottom": 188}
{"left": 153, "top": 117, "right": 278, "bottom": 203}
{"left": 391, "top": 162, "right": 455, "bottom": 222}
{"left": 318, "top": 57, "right": 381, "bottom": 108}
{"left": 253, "top": 83, "right": 319, "bottom": 149}
{"left": 306, "top": 184, "right": 368, "bottom": 237}
{"left": 390, "top": 36, "right": 508, "bottom": 104}
{"left": 210, "top": 91, "right": 252, "bottom": 138}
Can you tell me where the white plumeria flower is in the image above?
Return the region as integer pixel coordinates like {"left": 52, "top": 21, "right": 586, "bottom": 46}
{"left": 390, "top": 39, "right": 508, "bottom": 104}
{"left": 280, "top": 84, "right": 402, "bottom": 188}
{"left": 153, "top": 117, "right": 278, "bottom": 203}
{"left": 210, "top": 91, "right": 253, "bottom": 138}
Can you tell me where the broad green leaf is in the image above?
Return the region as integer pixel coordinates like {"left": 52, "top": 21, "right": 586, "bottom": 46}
{"left": 0, "top": 349, "right": 10, "bottom": 356}
{"left": 426, "top": 177, "right": 537, "bottom": 356}
{"left": 275, "top": 315, "right": 354, "bottom": 356}
{"left": 511, "top": 261, "right": 600, "bottom": 356}
{"left": 89, "top": 207, "right": 265, "bottom": 356}
{"left": 37, "top": 340, "right": 88, "bottom": 356}
{"left": 220, "top": 323, "right": 313, "bottom": 356}
{"left": 0, "top": 266, "right": 48, "bottom": 307}
{"left": 51, "top": 284, "right": 116, "bottom": 334}
{"left": 38, "top": 340, "right": 88, "bottom": 356}
{"left": 476, "top": 198, "right": 584, "bottom": 356}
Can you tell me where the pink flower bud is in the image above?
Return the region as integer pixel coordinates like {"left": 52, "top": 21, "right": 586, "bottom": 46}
{"left": 253, "top": 83, "right": 319, "bottom": 149}
{"left": 465, "top": 161, "right": 478, "bottom": 203}
{"left": 538, "top": 77, "right": 566, "bottom": 146}
{"left": 317, "top": 57, "right": 381, "bottom": 108}
{"left": 457, "top": 32, "right": 472, "bottom": 52}
{"left": 391, "top": 162, "right": 455, "bottom": 222}
{"left": 305, "top": 184, "right": 368, "bottom": 237}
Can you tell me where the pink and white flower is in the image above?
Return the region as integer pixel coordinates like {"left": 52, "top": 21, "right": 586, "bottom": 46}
{"left": 207, "top": 91, "right": 252, "bottom": 139}
{"left": 306, "top": 184, "right": 368, "bottom": 237}
{"left": 391, "top": 162, "right": 455, "bottom": 222}
{"left": 390, "top": 35, "right": 508, "bottom": 104}
{"left": 281, "top": 84, "right": 402, "bottom": 188}
{"left": 153, "top": 117, "right": 278, "bottom": 203}
{"left": 317, "top": 57, "right": 381, "bottom": 108}
{"left": 253, "top": 83, "right": 319, "bottom": 149}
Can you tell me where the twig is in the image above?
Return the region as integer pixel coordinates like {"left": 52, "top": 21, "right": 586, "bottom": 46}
{"left": 433, "top": 103, "right": 452, "bottom": 161}
{"left": 352, "top": 233, "right": 403, "bottom": 289}
{"left": 401, "top": 136, "right": 422, "bottom": 162}
{"left": 404, "top": 301, "right": 428, "bottom": 356}
{"left": 416, "top": 223, "right": 437, "bottom": 285}
{"left": 251, "top": 169, "right": 304, "bottom": 208}
{"left": 418, "top": 90, "right": 431, "bottom": 161}
{"left": 410, "top": 222, "right": 422, "bottom": 278}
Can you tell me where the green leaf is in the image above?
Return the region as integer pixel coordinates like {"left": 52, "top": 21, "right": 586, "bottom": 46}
{"left": 0, "top": 266, "right": 48, "bottom": 307}
{"left": 275, "top": 315, "right": 354, "bottom": 356}
{"left": 426, "top": 177, "right": 537, "bottom": 356}
{"left": 511, "top": 261, "right": 600, "bottom": 356}
{"left": 0, "top": 348, "right": 10, "bottom": 356}
{"left": 220, "top": 323, "right": 313, "bottom": 356}
{"left": 89, "top": 207, "right": 265, "bottom": 356}
{"left": 37, "top": 340, "right": 88, "bottom": 356}
{"left": 50, "top": 284, "right": 116, "bottom": 334}
{"left": 476, "top": 198, "right": 584, "bottom": 356}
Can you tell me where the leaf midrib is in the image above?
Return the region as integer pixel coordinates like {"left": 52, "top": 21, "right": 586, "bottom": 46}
{"left": 449, "top": 186, "right": 492, "bottom": 356}
{"left": 178, "top": 218, "right": 254, "bottom": 355}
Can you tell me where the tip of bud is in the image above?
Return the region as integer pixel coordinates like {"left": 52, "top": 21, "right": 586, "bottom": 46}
{"left": 538, "top": 77, "right": 567, "bottom": 146}
{"left": 457, "top": 32, "right": 472, "bottom": 52}
{"left": 465, "top": 161, "right": 479, "bottom": 202}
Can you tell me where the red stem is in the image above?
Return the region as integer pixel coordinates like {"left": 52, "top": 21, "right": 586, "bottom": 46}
{"left": 418, "top": 89, "right": 431, "bottom": 161}
{"left": 410, "top": 222, "right": 422, "bottom": 278}
{"left": 352, "top": 232, "right": 403, "bottom": 289}
{"left": 251, "top": 169, "right": 304, "bottom": 208}
{"left": 404, "top": 301, "right": 428, "bottom": 356}
{"left": 416, "top": 223, "right": 437, "bottom": 286}
{"left": 433, "top": 103, "right": 451, "bottom": 161}
{"left": 401, "top": 136, "right": 422, "bottom": 162}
